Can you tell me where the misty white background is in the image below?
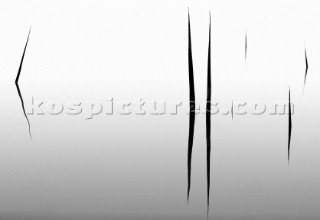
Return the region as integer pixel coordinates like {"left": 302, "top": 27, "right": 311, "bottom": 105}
{"left": 0, "top": 0, "right": 320, "bottom": 219}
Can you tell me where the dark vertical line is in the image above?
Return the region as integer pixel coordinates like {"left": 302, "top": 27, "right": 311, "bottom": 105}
{"left": 245, "top": 28, "right": 247, "bottom": 63}
{"left": 288, "top": 88, "right": 292, "bottom": 162}
{"left": 15, "top": 28, "right": 32, "bottom": 140}
{"left": 231, "top": 101, "right": 234, "bottom": 120}
{"left": 303, "top": 48, "right": 308, "bottom": 93}
{"left": 187, "top": 10, "right": 196, "bottom": 201}
{"left": 206, "top": 12, "right": 212, "bottom": 215}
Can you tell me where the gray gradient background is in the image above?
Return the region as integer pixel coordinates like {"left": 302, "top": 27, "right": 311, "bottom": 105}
{"left": 1, "top": 0, "right": 320, "bottom": 219}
